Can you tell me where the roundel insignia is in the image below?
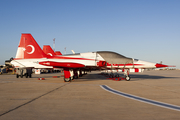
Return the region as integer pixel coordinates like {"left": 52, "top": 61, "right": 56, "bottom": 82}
{"left": 26, "top": 45, "right": 35, "bottom": 54}
{"left": 47, "top": 53, "right": 53, "bottom": 56}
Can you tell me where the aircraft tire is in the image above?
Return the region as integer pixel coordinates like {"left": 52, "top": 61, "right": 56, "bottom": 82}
{"left": 64, "top": 78, "right": 71, "bottom": 82}
{"left": 29, "top": 74, "right": 32, "bottom": 78}
{"left": 125, "top": 76, "right": 131, "bottom": 81}
{"left": 26, "top": 74, "right": 28, "bottom": 78}
{"left": 20, "top": 75, "right": 23, "bottom": 78}
{"left": 16, "top": 74, "right": 19, "bottom": 78}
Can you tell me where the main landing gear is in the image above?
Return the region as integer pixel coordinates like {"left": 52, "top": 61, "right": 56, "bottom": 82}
{"left": 101, "top": 69, "right": 131, "bottom": 81}
{"left": 16, "top": 68, "right": 32, "bottom": 78}
{"left": 63, "top": 68, "right": 86, "bottom": 82}
{"left": 64, "top": 77, "right": 72, "bottom": 82}
{"left": 124, "top": 69, "right": 131, "bottom": 81}
{"left": 63, "top": 68, "right": 74, "bottom": 82}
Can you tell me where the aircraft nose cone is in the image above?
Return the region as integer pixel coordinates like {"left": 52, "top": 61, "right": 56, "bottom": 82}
{"left": 155, "top": 63, "right": 175, "bottom": 68}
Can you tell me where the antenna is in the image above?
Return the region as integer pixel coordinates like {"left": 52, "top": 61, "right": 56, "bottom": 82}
{"left": 53, "top": 38, "right": 55, "bottom": 51}
{"left": 65, "top": 47, "right": 66, "bottom": 55}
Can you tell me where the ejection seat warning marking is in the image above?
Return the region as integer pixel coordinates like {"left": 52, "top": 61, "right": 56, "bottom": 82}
{"left": 100, "top": 85, "right": 180, "bottom": 112}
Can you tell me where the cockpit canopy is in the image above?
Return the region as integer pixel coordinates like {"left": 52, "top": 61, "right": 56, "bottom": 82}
{"left": 97, "top": 51, "right": 133, "bottom": 64}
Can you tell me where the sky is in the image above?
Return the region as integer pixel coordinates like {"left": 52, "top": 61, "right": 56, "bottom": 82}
{"left": 0, "top": 0, "right": 180, "bottom": 69}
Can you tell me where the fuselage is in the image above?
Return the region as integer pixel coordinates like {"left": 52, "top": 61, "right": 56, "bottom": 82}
{"left": 11, "top": 51, "right": 157, "bottom": 69}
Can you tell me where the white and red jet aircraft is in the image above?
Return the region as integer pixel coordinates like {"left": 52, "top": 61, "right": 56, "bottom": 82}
{"left": 11, "top": 33, "right": 173, "bottom": 82}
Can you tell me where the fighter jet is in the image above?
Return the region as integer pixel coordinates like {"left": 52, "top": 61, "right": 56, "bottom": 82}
{"left": 11, "top": 33, "right": 173, "bottom": 82}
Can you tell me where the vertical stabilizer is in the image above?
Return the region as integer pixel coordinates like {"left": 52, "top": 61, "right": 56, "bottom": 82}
{"left": 55, "top": 51, "right": 62, "bottom": 55}
{"left": 15, "top": 34, "right": 48, "bottom": 59}
{"left": 43, "top": 45, "right": 56, "bottom": 56}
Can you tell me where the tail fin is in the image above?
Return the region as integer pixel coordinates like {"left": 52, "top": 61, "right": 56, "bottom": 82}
{"left": 15, "top": 33, "right": 48, "bottom": 59}
{"left": 55, "top": 51, "right": 62, "bottom": 55}
{"left": 43, "top": 45, "right": 56, "bottom": 56}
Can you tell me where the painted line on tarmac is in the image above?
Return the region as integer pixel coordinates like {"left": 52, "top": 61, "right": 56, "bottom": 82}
{"left": 100, "top": 85, "right": 180, "bottom": 112}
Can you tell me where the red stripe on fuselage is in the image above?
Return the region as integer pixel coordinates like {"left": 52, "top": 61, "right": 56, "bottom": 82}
{"left": 39, "top": 61, "right": 85, "bottom": 68}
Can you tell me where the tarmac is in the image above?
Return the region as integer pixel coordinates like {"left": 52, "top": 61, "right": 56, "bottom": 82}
{"left": 0, "top": 70, "right": 180, "bottom": 120}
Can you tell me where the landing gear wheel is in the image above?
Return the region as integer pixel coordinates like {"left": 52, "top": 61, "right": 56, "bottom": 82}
{"left": 70, "top": 76, "right": 74, "bottom": 81}
{"left": 29, "top": 74, "right": 32, "bottom": 78}
{"left": 26, "top": 74, "right": 28, "bottom": 78}
{"left": 125, "top": 76, "right": 131, "bottom": 81}
{"left": 16, "top": 74, "right": 19, "bottom": 78}
{"left": 64, "top": 78, "right": 71, "bottom": 82}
